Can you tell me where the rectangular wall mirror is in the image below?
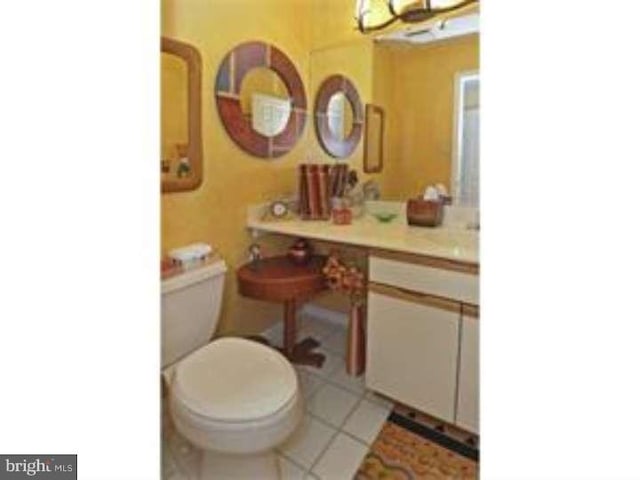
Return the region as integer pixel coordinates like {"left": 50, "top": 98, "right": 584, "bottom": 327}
{"left": 303, "top": 31, "right": 479, "bottom": 205}
{"left": 369, "top": 35, "right": 479, "bottom": 204}
{"left": 161, "top": 37, "right": 203, "bottom": 193}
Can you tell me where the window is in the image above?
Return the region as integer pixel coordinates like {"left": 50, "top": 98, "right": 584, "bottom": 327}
{"left": 451, "top": 71, "right": 479, "bottom": 207}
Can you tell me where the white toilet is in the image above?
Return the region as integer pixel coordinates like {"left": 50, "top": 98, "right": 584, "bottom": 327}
{"left": 162, "top": 257, "right": 302, "bottom": 479}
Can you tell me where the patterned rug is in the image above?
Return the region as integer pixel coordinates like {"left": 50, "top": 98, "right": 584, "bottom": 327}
{"left": 355, "top": 406, "right": 479, "bottom": 479}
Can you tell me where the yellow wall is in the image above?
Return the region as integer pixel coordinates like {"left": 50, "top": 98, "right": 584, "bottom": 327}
{"left": 307, "top": 40, "right": 373, "bottom": 171}
{"left": 161, "top": 53, "right": 188, "bottom": 162}
{"left": 161, "top": 0, "right": 313, "bottom": 335}
{"left": 374, "top": 35, "right": 479, "bottom": 199}
{"left": 161, "top": 0, "right": 479, "bottom": 333}
{"left": 306, "top": 2, "right": 479, "bottom": 201}
{"left": 310, "top": 0, "right": 364, "bottom": 50}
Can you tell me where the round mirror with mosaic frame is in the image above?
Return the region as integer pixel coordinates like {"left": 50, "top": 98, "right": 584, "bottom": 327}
{"left": 214, "top": 41, "right": 307, "bottom": 159}
{"left": 314, "top": 75, "right": 364, "bottom": 159}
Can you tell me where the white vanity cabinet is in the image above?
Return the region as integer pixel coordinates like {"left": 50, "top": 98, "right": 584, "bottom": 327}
{"left": 366, "top": 251, "right": 479, "bottom": 433}
{"left": 367, "top": 284, "right": 461, "bottom": 422}
{"left": 455, "top": 306, "right": 479, "bottom": 433}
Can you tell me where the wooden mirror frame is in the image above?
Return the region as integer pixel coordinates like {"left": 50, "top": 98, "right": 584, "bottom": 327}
{"left": 214, "top": 41, "right": 307, "bottom": 159}
{"left": 314, "top": 75, "right": 364, "bottom": 159}
{"left": 363, "top": 104, "right": 385, "bottom": 173}
{"left": 161, "top": 37, "right": 203, "bottom": 193}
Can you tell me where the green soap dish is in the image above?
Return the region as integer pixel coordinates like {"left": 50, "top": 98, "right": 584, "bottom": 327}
{"left": 372, "top": 212, "right": 398, "bottom": 223}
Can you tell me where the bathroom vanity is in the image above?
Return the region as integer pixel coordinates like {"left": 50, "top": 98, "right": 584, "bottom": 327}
{"left": 367, "top": 250, "right": 478, "bottom": 434}
{"left": 247, "top": 204, "right": 479, "bottom": 434}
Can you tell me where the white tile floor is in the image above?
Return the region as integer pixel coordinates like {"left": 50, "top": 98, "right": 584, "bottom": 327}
{"left": 162, "top": 313, "right": 394, "bottom": 480}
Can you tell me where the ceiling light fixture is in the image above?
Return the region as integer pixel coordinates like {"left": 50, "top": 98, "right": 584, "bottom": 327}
{"left": 355, "top": 0, "right": 477, "bottom": 34}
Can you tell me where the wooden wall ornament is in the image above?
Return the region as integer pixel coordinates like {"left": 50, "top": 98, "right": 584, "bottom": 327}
{"left": 314, "top": 75, "right": 364, "bottom": 159}
{"left": 363, "top": 104, "right": 385, "bottom": 173}
{"left": 161, "top": 37, "right": 203, "bottom": 193}
{"left": 214, "top": 41, "right": 307, "bottom": 159}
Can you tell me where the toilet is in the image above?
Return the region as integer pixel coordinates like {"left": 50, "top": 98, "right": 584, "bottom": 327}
{"left": 162, "top": 256, "right": 302, "bottom": 479}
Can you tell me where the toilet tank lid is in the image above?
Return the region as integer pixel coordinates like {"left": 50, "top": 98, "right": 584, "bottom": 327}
{"left": 162, "top": 257, "right": 227, "bottom": 294}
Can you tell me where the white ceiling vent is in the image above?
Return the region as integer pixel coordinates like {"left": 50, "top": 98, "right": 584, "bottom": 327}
{"left": 375, "top": 13, "right": 479, "bottom": 45}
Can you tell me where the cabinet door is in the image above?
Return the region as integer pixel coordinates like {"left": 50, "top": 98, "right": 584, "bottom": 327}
{"left": 456, "top": 311, "right": 479, "bottom": 433}
{"left": 366, "top": 285, "right": 460, "bottom": 422}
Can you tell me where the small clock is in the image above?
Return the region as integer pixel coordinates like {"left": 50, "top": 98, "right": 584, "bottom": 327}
{"left": 270, "top": 200, "right": 289, "bottom": 219}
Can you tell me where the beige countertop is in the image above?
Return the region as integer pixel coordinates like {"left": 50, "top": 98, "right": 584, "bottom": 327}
{"left": 247, "top": 203, "right": 479, "bottom": 265}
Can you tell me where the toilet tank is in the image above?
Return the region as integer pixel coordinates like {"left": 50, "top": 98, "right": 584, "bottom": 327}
{"left": 161, "top": 257, "right": 227, "bottom": 368}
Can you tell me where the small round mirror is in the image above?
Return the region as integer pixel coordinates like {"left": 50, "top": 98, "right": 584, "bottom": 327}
{"left": 326, "top": 92, "right": 354, "bottom": 141}
{"left": 239, "top": 67, "right": 291, "bottom": 137}
{"left": 314, "top": 74, "right": 363, "bottom": 158}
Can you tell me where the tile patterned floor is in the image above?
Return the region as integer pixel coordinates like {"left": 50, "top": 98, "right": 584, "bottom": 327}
{"left": 163, "top": 314, "right": 394, "bottom": 480}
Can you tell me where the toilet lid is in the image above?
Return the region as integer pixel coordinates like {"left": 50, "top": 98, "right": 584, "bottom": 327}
{"left": 173, "top": 337, "right": 298, "bottom": 422}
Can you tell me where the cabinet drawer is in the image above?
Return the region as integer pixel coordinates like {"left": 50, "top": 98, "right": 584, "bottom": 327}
{"left": 366, "top": 287, "right": 460, "bottom": 422}
{"left": 369, "top": 253, "right": 478, "bottom": 305}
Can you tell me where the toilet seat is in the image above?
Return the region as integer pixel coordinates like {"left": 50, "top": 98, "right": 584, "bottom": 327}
{"left": 172, "top": 337, "right": 298, "bottom": 423}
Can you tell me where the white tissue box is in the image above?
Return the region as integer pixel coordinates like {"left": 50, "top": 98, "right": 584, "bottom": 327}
{"left": 168, "top": 243, "right": 213, "bottom": 267}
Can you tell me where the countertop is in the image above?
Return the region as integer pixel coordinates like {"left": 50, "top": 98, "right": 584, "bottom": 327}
{"left": 247, "top": 203, "right": 479, "bottom": 265}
